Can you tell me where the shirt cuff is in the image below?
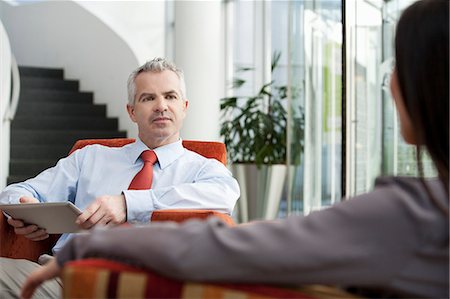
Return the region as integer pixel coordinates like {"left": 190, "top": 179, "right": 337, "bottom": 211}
{"left": 122, "top": 189, "right": 156, "bottom": 223}
{"left": 3, "top": 193, "right": 21, "bottom": 204}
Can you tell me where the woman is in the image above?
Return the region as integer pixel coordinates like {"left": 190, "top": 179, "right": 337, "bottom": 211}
{"left": 21, "top": 0, "right": 448, "bottom": 298}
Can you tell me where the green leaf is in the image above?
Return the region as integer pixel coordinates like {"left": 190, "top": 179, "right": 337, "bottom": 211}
{"left": 271, "top": 51, "right": 282, "bottom": 72}
{"left": 232, "top": 78, "right": 246, "bottom": 88}
{"left": 236, "top": 66, "right": 254, "bottom": 72}
{"left": 258, "top": 81, "right": 274, "bottom": 97}
{"left": 220, "top": 97, "right": 238, "bottom": 110}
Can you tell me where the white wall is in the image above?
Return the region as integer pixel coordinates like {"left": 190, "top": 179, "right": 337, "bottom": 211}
{"left": 81, "top": 0, "right": 227, "bottom": 142}
{"left": 175, "top": 1, "right": 225, "bottom": 141}
{"left": 0, "top": 0, "right": 226, "bottom": 142}
{"left": 0, "top": 0, "right": 141, "bottom": 137}
{"left": 0, "top": 19, "right": 11, "bottom": 189}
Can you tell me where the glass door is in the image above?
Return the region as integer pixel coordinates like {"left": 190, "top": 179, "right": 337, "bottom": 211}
{"left": 381, "top": 0, "right": 436, "bottom": 178}
{"left": 345, "top": 0, "right": 383, "bottom": 196}
{"left": 288, "top": 0, "right": 343, "bottom": 215}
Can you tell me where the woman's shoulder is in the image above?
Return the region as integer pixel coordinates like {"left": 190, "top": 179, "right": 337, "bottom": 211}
{"left": 340, "top": 176, "right": 448, "bottom": 233}
{"left": 374, "top": 176, "right": 448, "bottom": 208}
{"left": 370, "top": 176, "right": 448, "bottom": 237}
{"left": 329, "top": 176, "right": 448, "bottom": 252}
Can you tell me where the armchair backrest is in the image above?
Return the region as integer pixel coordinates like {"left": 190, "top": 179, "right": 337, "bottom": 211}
{"left": 68, "top": 138, "right": 234, "bottom": 225}
{"left": 69, "top": 138, "right": 227, "bottom": 166}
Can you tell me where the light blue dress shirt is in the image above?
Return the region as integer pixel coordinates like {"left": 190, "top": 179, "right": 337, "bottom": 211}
{"left": 0, "top": 139, "right": 240, "bottom": 252}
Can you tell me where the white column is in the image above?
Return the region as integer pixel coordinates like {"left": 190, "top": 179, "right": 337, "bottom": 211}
{"left": 174, "top": 1, "right": 224, "bottom": 141}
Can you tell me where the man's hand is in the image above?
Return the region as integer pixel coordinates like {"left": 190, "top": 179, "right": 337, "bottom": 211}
{"left": 21, "top": 258, "right": 61, "bottom": 299}
{"left": 7, "top": 196, "right": 49, "bottom": 241}
{"left": 76, "top": 195, "right": 127, "bottom": 229}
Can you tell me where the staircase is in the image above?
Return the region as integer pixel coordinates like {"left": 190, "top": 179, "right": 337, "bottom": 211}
{"left": 7, "top": 66, "right": 127, "bottom": 185}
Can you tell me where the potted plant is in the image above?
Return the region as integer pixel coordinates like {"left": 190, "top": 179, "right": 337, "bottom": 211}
{"left": 220, "top": 52, "right": 304, "bottom": 222}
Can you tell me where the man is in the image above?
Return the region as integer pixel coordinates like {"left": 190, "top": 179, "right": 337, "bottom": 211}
{"left": 0, "top": 57, "right": 240, "bottom": 298}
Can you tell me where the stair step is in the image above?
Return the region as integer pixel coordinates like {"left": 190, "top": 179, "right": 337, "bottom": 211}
{"left": 16, "top": 102, "right": 106, "bottom": 116}
{"left": 7, "top": 175, "right": 35, "bottom": 185}
{"left": 12, "top": 116, "right": 118, "bottom": 130}
{"left": 11, "top": 130, "right": 127, "bottom": 146}
{"left": 11, "top": 145, "right": 73, "bottom": 160}
{"left": 19, "top": 89, "right": 93, "bottom": 103}
{"left": 9, "top": 65, "right": 128, "bottom": 182}
{"left": 19, "top": 66, "right": 64, "bottom": 79}
{"left": 9, "top": 159, "right": 57, "bottom": 175}
{"left": 21, "top": 77, "right": 79, "bottom": 91}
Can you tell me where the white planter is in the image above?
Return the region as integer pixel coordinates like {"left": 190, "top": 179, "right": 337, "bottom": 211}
{"left": 232, "top": 164, "right": 287, "bottom": 222}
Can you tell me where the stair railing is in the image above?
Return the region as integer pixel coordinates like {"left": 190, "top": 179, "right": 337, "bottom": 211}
{"left": 3, "top": 54, "right": 20, "bottom": 122}
{"left": 1, "top": 53, "right": 20, "bottom": 189}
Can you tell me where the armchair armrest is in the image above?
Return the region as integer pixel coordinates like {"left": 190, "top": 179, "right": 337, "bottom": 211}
{"left": 151, "top": 209, "right": 235, "bottom": 226}
{"left": 0, "top": 210, "right": 58, "bottom": 261}
{"left": 0, "top": 209, "right": 234, "bottom": 261}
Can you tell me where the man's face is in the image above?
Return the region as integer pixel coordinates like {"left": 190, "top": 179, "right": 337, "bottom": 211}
{"left": 127, "top": 70, "right": 188, "bottom": 148}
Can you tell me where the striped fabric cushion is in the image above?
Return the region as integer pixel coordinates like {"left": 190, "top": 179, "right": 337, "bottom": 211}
{"left": 62, "top": 259, "right": 314, "bottom": 299}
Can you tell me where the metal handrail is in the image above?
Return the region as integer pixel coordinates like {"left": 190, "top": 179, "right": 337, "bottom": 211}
{"left": 3, "top": 54, "right": 20, "bottom": 121}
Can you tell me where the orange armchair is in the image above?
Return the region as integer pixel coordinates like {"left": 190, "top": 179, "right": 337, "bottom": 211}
{"left": 0, "top": 138, "right": 234, "bottom": 261}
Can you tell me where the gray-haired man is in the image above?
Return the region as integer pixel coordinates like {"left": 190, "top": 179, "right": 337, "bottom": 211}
{"left": 0, "top": 58, "right": 240, "bottom": 298}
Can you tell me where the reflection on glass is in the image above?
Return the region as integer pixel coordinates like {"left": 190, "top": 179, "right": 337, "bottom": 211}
{"left": 347, "top": 0, "right": 435, "bottom": 197}
{"left": 289, "top": 0, "right": 343, "bottom": 215}
{"left": 381, "top": 0, "right": 437, "bottom": 179}
{"left": 353, "top": 0, "right": 383, "bottom": 195}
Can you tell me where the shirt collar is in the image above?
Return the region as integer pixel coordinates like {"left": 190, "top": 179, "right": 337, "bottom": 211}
{"left": 128, "top": 138, "right": 185, "bottom": 169}
{"left": 128, "top": 138, "right": 150, "bottom": 164}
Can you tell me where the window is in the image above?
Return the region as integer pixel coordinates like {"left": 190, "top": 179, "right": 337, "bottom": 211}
{"left": 226, "top": 0, "right": 429, "bottom": 220}
{"left": 229, "top": 0, "right": 342, "bottom": 218}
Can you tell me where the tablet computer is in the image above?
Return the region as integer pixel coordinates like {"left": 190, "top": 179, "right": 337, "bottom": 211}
{"left": 0, "top": 202, "right": 83, "bottom": 234}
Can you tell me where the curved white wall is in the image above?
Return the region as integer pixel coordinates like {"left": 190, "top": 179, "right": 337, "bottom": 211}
{"left": 0, "top": 0, "right": 140, "bottom": 137}
{"left": 0, "top": 19, "right": 11, "bottom": 189}
{"left": 75, "top": 1, "right": 166, "bottom": 65}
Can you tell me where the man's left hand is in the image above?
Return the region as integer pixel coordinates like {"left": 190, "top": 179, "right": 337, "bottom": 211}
{"left": 76, "top": 195, "right": 127, "bottom": 229}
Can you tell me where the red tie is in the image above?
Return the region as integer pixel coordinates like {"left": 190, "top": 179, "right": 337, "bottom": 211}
{"left": 128, "top": 150, "right": 158, "bottom": 190}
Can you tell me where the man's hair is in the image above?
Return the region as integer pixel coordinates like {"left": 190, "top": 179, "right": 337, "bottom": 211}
{"left": 127, "top": 57, "right": 187, "bottom": 106}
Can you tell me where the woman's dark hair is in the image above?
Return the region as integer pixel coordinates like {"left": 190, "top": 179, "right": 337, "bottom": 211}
{"left": 395, "top": 0, "right": 449, "bottom": 213}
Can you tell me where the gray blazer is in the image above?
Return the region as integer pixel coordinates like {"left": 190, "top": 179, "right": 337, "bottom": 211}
{"left": 57, "top": 176, "right": 449, "bottom": 298}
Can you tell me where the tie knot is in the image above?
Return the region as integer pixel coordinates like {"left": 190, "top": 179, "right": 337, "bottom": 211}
{"left": 141, "top": 150, "right": 158, "bottom": 164}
